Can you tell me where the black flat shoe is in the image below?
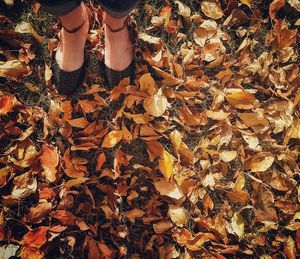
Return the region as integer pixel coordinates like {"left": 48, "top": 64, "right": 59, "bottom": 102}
{"left": 105, "top": 60, "right": 134, "bottom": 89}
{"left": 104, "top": 16, "right": 135, "bottom": 89}
{"left": 52, "top": 50, "right": 88, "bottom": 95}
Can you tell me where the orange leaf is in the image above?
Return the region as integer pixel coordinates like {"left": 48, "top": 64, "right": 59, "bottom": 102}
{"left": 0, "top": 94, "right": 14, "bottom": 115}
{"left": 226, "top": 91, "right": 259, "bottom": 110}
{"left": 160, "top": 4, "right": 172, "bottom": 27}
{"left": 179, "top": 106, "right": 207, "bottom": 126}
{"left": 96, "top": 152, "right": 106, "bottom": 171}
{"left": 20, "top": 246, "right": 44, "bottom": 259}
{"left": 146, "top": 141, "right": 164, "bottom": 162}
{"left": 24, "top": 202, "right": 52, "bottom": 223}
{"left": 39, "top": 144, "right": 59, "bottom": 182}
{"left": 67, "top": 117, "right": 89, "bottom": 128}
{"left": 50, "top": 210, "right": 77, "bottom": 225}
{"left": 102, "top": 130, "right": 123, "bottom": 148}
{"left": 123, "top": 208, "right": 145, "bottom": 223}
{"left": 22, "top": 226, "right": 48, "bottom": 248}
{"left": 227, "top": 190, "right": 250, "bottom": 204}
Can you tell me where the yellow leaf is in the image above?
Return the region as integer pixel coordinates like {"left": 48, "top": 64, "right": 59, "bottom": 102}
{"left": 229, "top": 212, "right": 244, "bottom": 241}
{"left": 158, "top": 150, "right": 174, "bottom": 180}
{"left": 170, "top": 130, "right": 182, "bottom": 153}
{"left": 168, "top": 205, "right": 188, "bottom": 227}
{"left": 250, "top": 153, "right": 274, "bottom": 172}
{"left": 175, "top": 0, "right": 191, "bottom": 17}
{"left": 143, "top": 89, "right": 169, "bottom": 117}
{"left": 219, "top": 150, "right": 237, "bottom": 162}
{"left": 102, "top": 130, "right": 123, "bottom": 148}
{"left": 160, "top": 4, "right": 172, "bottom": 26}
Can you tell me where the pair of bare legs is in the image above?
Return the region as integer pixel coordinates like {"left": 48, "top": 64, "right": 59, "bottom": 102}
{"left": 56, "top": 3, "right": 133, "bottom": 74}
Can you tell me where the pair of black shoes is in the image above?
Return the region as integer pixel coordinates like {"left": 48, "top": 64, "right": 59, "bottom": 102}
{"left": 52, "top": 16, "right": 134, "bottom": 95}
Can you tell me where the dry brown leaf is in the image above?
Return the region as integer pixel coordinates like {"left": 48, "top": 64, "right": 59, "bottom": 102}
{"left": 250, "top": 153, "right": 274, "bottom": 172}
{"left": 139, "top": 73, "right": 157, "bottom": 95}
{"left": 39, "top": 144, "right": 59, "bottom": 183}
{"left": 0, "top": 60, "right": 30, "bottom": 79}
{"left": 15, "top": 22, "right": 44, "bottom": 42}
{"left": 228, "top": 212, "right": 244, "bottom": 241}
{"left": 227, "top": 190, "right": 250, "bottom": 204}
{"left": 219, "top": 150, "right": 237, "bottom": 162}
{"left": 96, "top": 153, "right": 106, "bottom": 171}
{"left": 24, "top": 202, "right": 52, "bottom": 223}
{"left": 179, "top": 106, "right": 207, "bottom": 126}
{"left": 143, "top": 89, "right": 169, "bottom": 117}
{"left": 153, "top": 220, "right": 173, "bottom": 234}
{"left": 175, "top": 0, "right": 191, "bottom": 17}
{"left": 123, "top": 208, "right": 145, "bottom": 223}
{"left": 226, "top": 91, "right": 259, "bottom": 110}
{"left": 146, "top": 141, "right": 164, "bottom": 162}
{"left": 50, "top": 210, "right": 77, "bottom": 225}
{"left": 22, "top": 226, "right": 49, "bottom": 248}
{"left": 154, "top": 178, "right": 185, "bottom": 200}
{"left": 201, "top": 0, "right": 224, "bottom": 20}
{"left": 67, "top": 117, "right": 89, "bottom": 128}
{"left": 168, "top": 205, "right": 188, "bottom": 227}
{"left": 270, "top": 0, "right": 285, "bottom": 20}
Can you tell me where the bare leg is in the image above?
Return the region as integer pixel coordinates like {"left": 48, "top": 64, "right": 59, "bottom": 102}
{"left": 104, "top": 13, "right": 133, "bottom": 71}
{"left": 55, "top": 3, "right": 90, "bottom": 72}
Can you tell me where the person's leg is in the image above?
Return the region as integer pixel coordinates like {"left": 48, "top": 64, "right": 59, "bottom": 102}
{"left": 39, "top": 0, "right": 90, "bottom": 72}
{"left": 98, "top": 0, "right": 139, "bottom": 72}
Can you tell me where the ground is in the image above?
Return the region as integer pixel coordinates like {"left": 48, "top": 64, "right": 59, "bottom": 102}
{"left": 0, "top": 0, "right": 300, "bottom": 258}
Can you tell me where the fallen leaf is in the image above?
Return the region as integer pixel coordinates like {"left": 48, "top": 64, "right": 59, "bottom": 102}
{"left": 153, "top": 220, "right": 173, "bottom": 234}
{"left": 168, "top": 205, "right": 188, "bottom": 227}
{"left": 226, "top": 91, "right": 259, "bottom": 110}
{"left": 50, "top": 210, "right": 77, "bottom": 225}
{"left": 102, "top": 130, "right": 123, "bottom": 148}
{"left": 158, "top": 150, "right": 174, "bottom": 180}
{"left": 154, "top": 178, "right": 185, "bottom": 200}
{"left": 201, "top": 0, "right": 224, "bottom": 20}
{"left": 0, "top": 94, "right": 14, "bottom": 115}
{"left": 24, "top": 202, "right": 52, "bottom": 223}
{"left": 39, "top": 144, "right": 59, "bottom": 182}
{"left": 227, "top": 190, "right": 250, "bottom": 204}
{"left": 123, "top": 208, "right": 145, "bottom": 223}
{"left": 143, "top": 88, "right": 169, "bottom": 117}
{"left": 219, "top": 150, "right": 237, "bottom": 162}
{"left": 175, "top": 1, "right": 191, "bottom": 17}
{"left": 22, "top": 226, "right": 48, "bottom": 248}
{"left": 0, "top": 60, "right": 29, "bottom": 79}
{"left": 250, "top": 153, "right": 274, "bottom": 172}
